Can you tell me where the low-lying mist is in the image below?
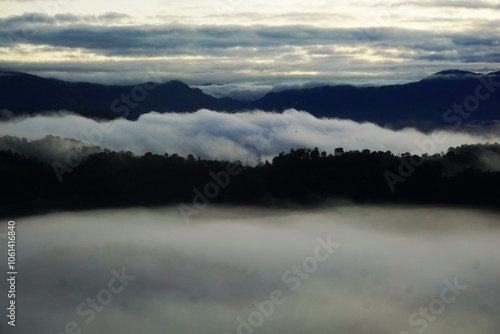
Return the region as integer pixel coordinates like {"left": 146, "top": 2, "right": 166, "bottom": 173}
{"left": 1, "top": 205, "right": 499, "bottom": 334}
{"left": 2, "top": 109, "right": 500, "bottom": 163}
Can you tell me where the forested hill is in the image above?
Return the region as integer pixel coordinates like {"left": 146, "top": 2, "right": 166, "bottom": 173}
{"left": 1, "top": 138, "right": 499, "bottom": 218}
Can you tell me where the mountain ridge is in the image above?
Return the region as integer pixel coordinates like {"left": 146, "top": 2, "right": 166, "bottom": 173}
{"left": 0, "top": 70, "right": 244, "bottom": 119}
{"left": 250, "top": 70, "right": 500, "bottom": 126}
{"left": 1, "top": 69, "right": 499, "bottom": 127}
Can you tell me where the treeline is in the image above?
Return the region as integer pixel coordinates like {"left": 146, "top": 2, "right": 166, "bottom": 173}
{"left": 1, "top": 142, "right": 499, "bottom": 218}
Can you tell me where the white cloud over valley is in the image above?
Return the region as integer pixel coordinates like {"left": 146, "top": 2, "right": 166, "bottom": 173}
{"left": 2, "top": 109, "right": 499, "bottom": 163}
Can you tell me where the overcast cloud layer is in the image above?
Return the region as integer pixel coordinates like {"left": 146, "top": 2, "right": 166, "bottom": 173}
{"left": 2, "top": 109, "right": 500, "bottom": 163}
{"left": 1, "top": 205, "right": 499, "bottom": 334}
{"left": 0, "top": 0, "right": 499, "bottom": 88}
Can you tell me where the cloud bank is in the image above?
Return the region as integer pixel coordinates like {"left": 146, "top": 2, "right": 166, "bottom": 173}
{"left": 1, "top": 15, "right": 499, "bottom": 86}
{"left": 1, "top": 205, "right": 499, "bottom": 334}
{"left": 1, "top": 109, "right": 500, "bottom": 163}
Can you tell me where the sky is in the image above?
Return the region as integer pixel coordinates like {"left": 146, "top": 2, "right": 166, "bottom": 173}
{"left": 0, "top": 0, "right": 499, "bottom": 94}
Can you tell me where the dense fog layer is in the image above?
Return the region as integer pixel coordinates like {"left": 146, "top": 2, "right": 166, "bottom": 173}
{"left": 2, "top": 109, "right": 500, "bottom": 163}
{"left": 1, "top": 205, "right": 499, "bottom": 334}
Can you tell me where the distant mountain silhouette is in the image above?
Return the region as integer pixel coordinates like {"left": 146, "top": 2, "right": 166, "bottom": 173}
{"left": 0, "top": 70, "right": 244, "bottom": 119}
{"left": 1, "top": 69, "right": 499, "bottom": 127}
{"left": 431, "top": 69, "right": 478, "bottom": 76}
{"left": 250, "top": 70, "right": 500, "bottom": 127}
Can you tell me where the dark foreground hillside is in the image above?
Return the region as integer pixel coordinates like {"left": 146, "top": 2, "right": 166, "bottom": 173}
{"left": 1, "top": 139, "right": 499, "bottom": 218}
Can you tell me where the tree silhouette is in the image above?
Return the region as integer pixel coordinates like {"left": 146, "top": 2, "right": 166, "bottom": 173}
{"left": 0, "top": 138, "right": 499, "bottom": 218}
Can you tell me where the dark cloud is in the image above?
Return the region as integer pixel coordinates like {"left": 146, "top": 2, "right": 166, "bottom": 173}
{"left": 0, "top": 18, "right": 497, "bottom": 56}
{"left": 0, "top": 13, "right": 498, "bottom": 87}
{"left": 453, "top": 37, "right": 500, "bottom": 47}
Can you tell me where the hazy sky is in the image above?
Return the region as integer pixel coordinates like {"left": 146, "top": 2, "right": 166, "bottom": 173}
{"left": 0, "top": 0, "right": 499, "bottom": 88}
